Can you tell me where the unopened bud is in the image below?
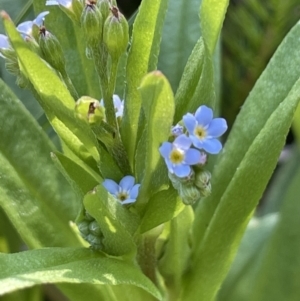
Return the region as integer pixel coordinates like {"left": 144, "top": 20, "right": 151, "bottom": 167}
{"left": 77, "top": 220, "right": 90, "bottom": 236}
{"left": 103, "top": 6, "right": 129, "bottom": 60}
{"left": 81, "top": 2, "right": 103, "bottom": 46}
{"left": 86, "top": 233, "right": 103, "bottom": 249}
{"left": 89, "top": 220, "right": 102, "bottom": 236}
{"left": 195, "top": 170, "right": 211, "bottom": 197}
{"left": 39, "top": 27, "right": 66, "bottom": 73}
{"left": 180, "top": 184, "right": 201, "bottom": 206}
{"left": 96, "top": 0, "right": 111, "bottom": 20}
{"left": 75, "top": 96, "right": 105, "bottom": 123}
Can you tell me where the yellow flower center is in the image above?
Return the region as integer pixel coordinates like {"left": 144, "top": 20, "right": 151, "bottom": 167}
{"left": 194, "top": 126, "right": 207, "bottom": 140}
{"left": 117, "top": 192, "right": 128, "bottom": 201}
{"left": 170, "top": 149, "right": 184, "bottom": 164}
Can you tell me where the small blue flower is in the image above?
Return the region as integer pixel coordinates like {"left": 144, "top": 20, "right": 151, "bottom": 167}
{"left": 17, "top": 11, "right": 49, "bottom": 38}
{"left": 183, "top": 105, "right": 227, "bottom": 154}
{"left": 0, "top": 34, "right": 9, "bottom": 58}
{"left": 159, "top": 134, "right": 202, "bottom": 178}
{"left": 171, "top": 124, "right": 184, "bottom": 137}
{"left": 100, "top": 94, "right": 124, "bottom": 118}
{"left": 102, "top": 176, "right": 140, "bottom": 205}
{"left": 46, "top": 0, "right": 72, "bottom": 8}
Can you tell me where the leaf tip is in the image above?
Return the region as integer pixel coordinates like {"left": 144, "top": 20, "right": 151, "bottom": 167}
{"left": 0, "top": 11, "right": 11, "bottom": 21}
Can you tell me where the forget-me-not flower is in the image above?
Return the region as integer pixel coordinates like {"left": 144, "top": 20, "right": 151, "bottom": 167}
{"left": 17, "top": 11, "right": 49, "bottom": 38}
{"left": 183, "top": 105, "right": 227, "bottom": 154}
{"left": 0, "top": 34, "right": 9, "bottom": 58}
{"left": 159, "top": 134, "right": 202, "bottom": 178}
{"left": 46, "top": 0, "right": 72, "bottom": 8}
{"left": 102, "top": 175, "right": 140, "bottom": 205}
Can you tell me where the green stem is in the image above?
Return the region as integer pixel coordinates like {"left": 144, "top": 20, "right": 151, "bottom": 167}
{"left": 60, "top": 69, "right": 79, "bottom": 100}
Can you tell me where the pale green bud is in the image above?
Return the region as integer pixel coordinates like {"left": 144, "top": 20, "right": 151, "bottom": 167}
{"left": 195, "top": 170, "right": 212, "bottom": 197}
{"left": 81, "top": 2, "right": 103, "bottom": 46}
{"left": 180, "top": 185, "right": 201, "bottom": 206}
{"left": 75, "top": 96, "right": 105, "bottom": 124}
{"left": 39, "top": 27, "right": 66, "bottom": 73}
{"left": 96, "top": 0, "right": 112, "bottom": 20}
{"left": 77, "top": 220, "right": 90, "bottom": 236}
{"left": 86, "top": 233, "right": 103, "bottom": 250}
{"left": 103, "top": 6, "right": 129, "bottom": 60}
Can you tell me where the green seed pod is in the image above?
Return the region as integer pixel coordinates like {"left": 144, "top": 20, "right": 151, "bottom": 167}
{"left": 77, "top": 220, "right": 90, "bottom": 236}
{"left": 81, "top": 2, "right": 103, "bottom": 46}
{"left": 89, "top": 220, "right": 102, "bottom": 236}
{"left": 39, "top": 27, "right": 66, "bottom": 73}
{"left": 75, "top": 96, "right": 105, "bottom": 124}
{"left": 180, "top": 184, "right": 201, "bottom": 206}
{"left": 103, "top": 6, "right": 129, "bottom": 60}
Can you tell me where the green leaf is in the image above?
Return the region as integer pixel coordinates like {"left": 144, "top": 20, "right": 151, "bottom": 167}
{"left": 292, "top": 103, "right": 300, "bottom": 147}
{"left": 0, "top": 247, "right": 162, "bottom": 301}
{"left": 200, "top": 0, "right": 229, "bottom": 55}
{"left": 84, "top": 185, "right": 139, "bottom": 256}
{"left": 2, "top": 14, "right": 100, "bottom": 167}
{"left": 217, "top": 214, "right": 278, "bottom": 301}
{"left": 158, "top": 206, "right": 194, "bottom": 298}
{"left": 0, "top": 79, "right": 80, "bottom": 248}
{"left": 135, "top": 71, "right": 175, "bottom": 206}
{"left": 33, "top": 0, "right": 101, "bottom": 98}
{"left": 140, "top": 188, "right": 184, "bottom": 233}
{"left": 247, "top": 157, "right": 300, "bottom": 301}
{"left": 121, "top": 0, "right": 169, "bottom": 168}
{"left": 51, "top": 152, "right": 102, "bottom": 199}
{"left": 184, "top": 21, "right": 300, "bottom": 301}
{"left": 158, "top": 0, "right": 202, "bottom": 92}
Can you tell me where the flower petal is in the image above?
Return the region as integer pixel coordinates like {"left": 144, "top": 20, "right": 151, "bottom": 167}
{"left": 195, "top": 105, "right": 213, "bottom": 126}
{"left": 0, "top": 34, "right": 9, "bottom": 57}
{"left": 17, "top": 21, "right": 33, "bottom": 36}
{"left": 184, "top": 148, "right": 201, "bottom": 165}
{"left": 159, "top": 142, "right": 172, "bottom": 158}
{"left": 190, "top": 135, "right": 205, "bottom": 149}
{"left": 129, "top": 184, "right": 140, "bottom": 199}
{"left": 173, "top": 164, "right": 191, "bottom": 178}
{"left": 207, "top": 118, "right": 228, "bottom": 137}
{"left": 183, "top": 113, "right": 196, "bottom": 133}
{"left": 122, "top": 198, "right": 137, "bottom": 205}
{"left": 102, "top": 179, "right": 119, "bottom": 195}
{"left": 165, "top": 158, "right": 175, "bottom": 173}
{"left": 173, "top": 134, "right": 191, "bottom": 150}
{"left": 119, "top": 175, "right": 135, "bottom": 191}
{"left": 34, "top": 11, "right": 50, "bottom": 26}
{"left": 201, "top": 139, "right": 222, "bottom": 154}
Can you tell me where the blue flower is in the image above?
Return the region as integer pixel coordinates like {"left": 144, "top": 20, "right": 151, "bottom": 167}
{"left": 0, "top": 34, "right": 9, "bottom": 58}
{"left": 17, "top": 11, "right": 49, "bottom": 38}
{"left": 102, "top": 176, "right": 140, "bottom": 205}
{"left": 159, "top": 134, "right": 202, "bottom": 178}
{"left": 183, "top": 105, "right": 227, "bottom": 154}
{"left": 171, "top": 124, "right": 184, "bottom": 137}
{"left": 46, "top": 0, "right": 72, "bottom": 7}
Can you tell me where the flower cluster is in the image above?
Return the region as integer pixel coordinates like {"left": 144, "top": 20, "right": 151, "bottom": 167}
{"left": 160, "top": 105, "right": 227, "bottom": 205}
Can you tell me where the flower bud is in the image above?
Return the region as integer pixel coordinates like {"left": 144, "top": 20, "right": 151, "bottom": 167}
{"left": 195, "top": 170, "right": 211, "bottom": 197}
{"left": 81, "top": 2, "right": 103, "bottom": 46}
{"left": 96, "top": 0, "right": 111, "bottom": 20}
{"left": 75, "top": 96, "right": 105, "bottom": 123}
{"left": 39, "top": 26, "right": 66, "bottom": 73}
{"left": 77, "top": 220, "right": 90, "bottom": 236}
{"left": 103, "top": 6, "right": 129, "bottom": 60}
{"left": 89, "top": 220, "right": 102, "bottom": 236}
{"left": 86, "top": 233, "right": 103, "bottom": 249}
{"left": 180, "top": 184, "right": 201, "bottom": 206}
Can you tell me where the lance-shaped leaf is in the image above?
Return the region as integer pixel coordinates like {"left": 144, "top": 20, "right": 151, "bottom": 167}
{"left": 140, "top": 188, "right": 184, "bottom": 233}
{"left": 2, "top": 13, "right": 100, "bottom": 167}
{"left": 183, "top": 57, "right": 300, "bottom": 301}
{"left": 51, "top": 152, "right": 102, "bottom": 199}
{"left": 200, "top": 0, "right": 229, "bottom": 55}
{"left": 121, "top": 0, "right": 169, "bottom": 168}
{"left": 0, "top": 79, "right": 80, "bottom": 248}
{"left": 158, "top": 0, "right": 202, "bottom": 91}
{"left": 135, "top": 71, "right": 175, "bottom": 206}
{"left": 248, "top": 156, "right": 300, "bottom": 301}
{"left": 0, "top": 247, "right": 162, "bottom": 300}
{"left": 84, "top": 185, "right": 139, "bottom": 256}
